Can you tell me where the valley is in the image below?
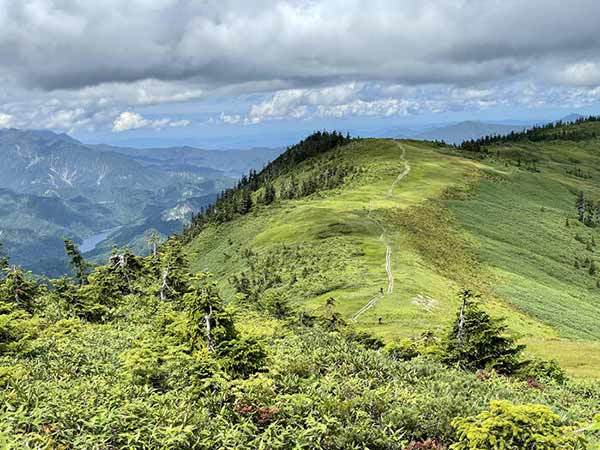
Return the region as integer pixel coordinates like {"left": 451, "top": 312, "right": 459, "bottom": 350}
{"left": 0, "top": 129, "right": 279, "bottom": 275}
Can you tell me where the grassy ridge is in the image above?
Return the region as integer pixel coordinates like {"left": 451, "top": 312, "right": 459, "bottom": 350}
{"left": 188, "top": 134, "right": 600, "bottom": 378}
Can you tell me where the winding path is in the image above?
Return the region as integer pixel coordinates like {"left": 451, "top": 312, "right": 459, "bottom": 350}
{"left": 352, "top": 141, "right": 410, "bottom": 321}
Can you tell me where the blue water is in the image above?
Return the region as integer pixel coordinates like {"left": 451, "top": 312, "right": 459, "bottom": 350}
{"left": 80, "top": 227, "right": 120, "bottom": 253}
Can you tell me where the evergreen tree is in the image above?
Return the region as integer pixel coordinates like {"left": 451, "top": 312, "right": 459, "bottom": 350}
{"left": 576, "top": 192, "right": 586, "bottom": 222}
{"left": 182, "top": 272, "right": 237, "bottom": 351}
{"left": 107, "top": 248, "right": 145, "bottom": 296}
{"left": 143, "top": 229, "right": 162, "bottom": 257}
{"left": 238, "top": 189, "right": 253, "bottom": 215}
{"left": 585, "top": 199, "right": 595, "bottom": 225}
{"left": 50, "top": 276, "right": 84, "bottom": 313}
{"left": 442, "top": 290, "right": 525, "bottom": 374}
{"left": 0, "top": 242, "right": 8, "bottom": 271}
{"left": 262, "top": 182, "right": 276, "bottom": 205}
{"left": 64, "top": 239, "right": 89, "bottom": 286}
{"left": 157, "top": 238, "right": 189, "bottom": 301}
{"left": 0, "top": 266, "right": 39, "bottom": 313}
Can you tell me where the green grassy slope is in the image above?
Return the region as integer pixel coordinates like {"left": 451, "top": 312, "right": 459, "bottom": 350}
{"left": 187, "top": 134, "right": 600, "bottom": 378}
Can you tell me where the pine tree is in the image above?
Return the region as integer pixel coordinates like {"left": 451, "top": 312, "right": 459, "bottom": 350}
{"left": 262, "top": 182, "right": 276, "bottom": 205}
{"left": 143, "top": 229, "right": 162, "bottom": 257}
{"left": 107, "top": 248, "right": 145, "bottom": 295}
{"left": 576, "top": 191, "right": 586, "bottom": 222}
{"left": 585, "top": 199, "right": 595, "bottom": 225}
{"left": 182, "top": 272, "right": 237, "bottom": 351}
{"left": 0, "top": 242, "right": 8, "bottom": 271}
{"left": 442, "top": 290, "right": 525, "bottom": 374}
{"left": 157, "top": 238, "right": 189, "bottom": 301}
{"left": 0, "top": 266, "right": 39, "bottom": 313}
{"left": 64, "top": 239, "right": 89, "bottom": 286}
{"left": 238, "top": 189, "right": 253, "bottom": 215}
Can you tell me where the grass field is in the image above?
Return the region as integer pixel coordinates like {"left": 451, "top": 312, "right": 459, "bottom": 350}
{"left": 188, "top": 137, "right": 600, "bottom": 378}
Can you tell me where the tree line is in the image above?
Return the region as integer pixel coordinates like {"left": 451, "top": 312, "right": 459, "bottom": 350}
{"left": 457, "top": 115, "right": 600, "bottom": 153}
{"left": 182, "top": 131, "right": 354, "bottom": 241}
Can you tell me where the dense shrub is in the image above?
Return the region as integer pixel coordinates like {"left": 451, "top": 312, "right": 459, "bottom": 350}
{"left": 451, "top": 400, "right": 587, "bottom": 449}
{"left": 384, "top": 338, "right": 420, "bottom": 361}
{"left": 519, "top": 357, "right": 567, "bottom": 384}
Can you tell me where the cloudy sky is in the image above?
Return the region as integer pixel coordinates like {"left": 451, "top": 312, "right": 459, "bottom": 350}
{"left": 2, "top": 0, "right": 600, "bottom": 148}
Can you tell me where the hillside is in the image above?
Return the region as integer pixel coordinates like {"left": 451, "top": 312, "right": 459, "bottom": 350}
{"left": 1, "top": 129, "right": 599, "bottom": 448}
{"left": 186, "top": 125, "right": 600, "bottom": 378}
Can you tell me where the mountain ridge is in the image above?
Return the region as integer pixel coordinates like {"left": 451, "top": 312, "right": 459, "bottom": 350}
{"left": 184, "top": 120, "right": 600, "bottom": 378}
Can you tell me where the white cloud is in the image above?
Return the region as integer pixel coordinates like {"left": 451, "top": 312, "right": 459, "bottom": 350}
{"left": 112, "top": 112, "right": 149, "bottom": 132}
{"left": 219, "top": 112, "right": 242, "bottom": 125}
{"left": 554, "top": 62, "right": 600, "bottom": 87}
{"left": 240, "top": 83, "right": 500, "bottom": 124}
{"left": 0, "top": 113, "right": 15, "bottom": 128}
{"left": 318, "top": 98, "right": 418, "bottom": 118}
{"left": 3, "top": 1, "right": 600, "bottom": 134}
{"left": 112, "top": 111, "right": 190, "bottom": 132}
{"left": 245, "top": 83, "right": 364, "bottom": 124}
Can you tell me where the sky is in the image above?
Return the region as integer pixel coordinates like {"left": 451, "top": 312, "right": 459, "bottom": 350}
{"left": 3, "top": 0, "right": 600, "bottom": 148}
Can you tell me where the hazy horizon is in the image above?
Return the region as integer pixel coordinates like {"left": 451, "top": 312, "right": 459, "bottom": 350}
{"left": 2, "top": 1, "right": 600, "bottom": 148}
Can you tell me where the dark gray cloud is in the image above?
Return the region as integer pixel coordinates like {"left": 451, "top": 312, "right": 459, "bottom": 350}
{"left": 2, "top": 0, "right": 600, "bottom": 132}
{"left": 3, "top": 0, "right": 600, "bottom": 91}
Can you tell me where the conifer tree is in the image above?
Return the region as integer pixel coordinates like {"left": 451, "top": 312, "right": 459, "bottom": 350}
{"left": 263, "top": 182, "right": 276, "bottom": 205}
{"left": 157, "top": 238, "right": 189, "bottom": 301}
{"left": 442, "top": 290, "right": 524, "bottom": 374}
{"left": 182, "top": 272, "right": 237, "bottom": 351}
{"left": 143, "top": 229, "right": 162, "bottom": 257}
{"left": 107, "top": 248, "right": 145, "bottom": 296}
{"left": 577, "top": 191, "right": 586, "bottom": 222}
{"left": 0, "top": 242, "right": 8, "bottom": 271}
{"left": 0, "top": 266, "right": 39, "bottom": 313}
{"left": 64, "top": 239, "right": 89, "bottom": 286}
{"left": 238, "top": 189, "right": 253, "bottom": 214}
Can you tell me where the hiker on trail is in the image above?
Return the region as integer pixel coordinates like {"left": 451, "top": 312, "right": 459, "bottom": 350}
{"left": 380, "top": 287, "right": 384, "bottom": 295}
{"left": 378, "top": 317, "right": 383, "bottom": 325}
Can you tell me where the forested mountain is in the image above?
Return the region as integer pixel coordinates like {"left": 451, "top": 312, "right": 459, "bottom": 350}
{"left": 0, "top": 129, "right": 278, "bottom": 275}
{"left": 1, "top": 124, "right": 600, "bottom": 447}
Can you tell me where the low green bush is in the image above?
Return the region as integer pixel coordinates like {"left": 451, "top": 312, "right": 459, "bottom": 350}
{"left": 451, "top": 400, "right": 587, "bottom": 449}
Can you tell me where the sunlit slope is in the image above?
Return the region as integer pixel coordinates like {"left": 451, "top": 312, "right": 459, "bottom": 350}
{"left": 447, "top": 138, "right": 600, "bottom": 377}
{"left": 187, "top": 137, "right": 600, "bottom": 377}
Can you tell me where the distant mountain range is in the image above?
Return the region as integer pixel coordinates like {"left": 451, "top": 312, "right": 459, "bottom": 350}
{"left": 0, "top": 129, "right": 280, "bottom": 275}
{"left": 91, "top": 144, "right": 281, "bottom": 178}
{"left": 388, "top": 114, "right": 585, "bottom": 145}
{"left": 557, "top": 113, "right": 585, "bottom": 123}
{"left": 412, "top": 121, "right": 528, "bottom": 144}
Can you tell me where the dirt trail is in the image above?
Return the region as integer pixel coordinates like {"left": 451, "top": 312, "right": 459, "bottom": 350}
{"left": 387, "top": 144, "right": 411, "bottom": 197}
{"left": 352, "top": 142, "right": 409, "bottom": 321}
